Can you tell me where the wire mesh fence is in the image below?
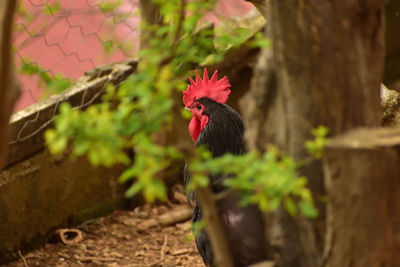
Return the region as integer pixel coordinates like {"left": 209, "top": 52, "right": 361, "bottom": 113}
{"left": 9, "top": 0, "right": 140, "bottom": 147}
{"left": 8, "top": 0, "right": 255, "bottom": 153}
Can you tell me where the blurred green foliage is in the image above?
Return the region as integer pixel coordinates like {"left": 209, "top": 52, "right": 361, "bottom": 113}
{"left": 103, "top": 40, "right": 114, "bottom": 55}
{"left": 100, "top": 0, "right": 123, "bottom": 13}
{"left": 45, "top": 0, "right": 323, "bottom": 218}
{"left": 19, "top": 58, "right": 72, "bottom": 95}
{"left": 189, "top": 145, "right": 321, "bottom": 218}
{"left": 305, "top": 125, "right": 330, "bottom": 159}
{"left": 43, "top": 2, "right": 61, "bottom": 15}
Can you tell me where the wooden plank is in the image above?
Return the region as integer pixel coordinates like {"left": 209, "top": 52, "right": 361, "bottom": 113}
{"left": 6, "top": 60, "right": 138, "bottom": 167}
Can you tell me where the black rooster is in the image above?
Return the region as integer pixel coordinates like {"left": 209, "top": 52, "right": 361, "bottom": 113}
{"left": 183, "top": 69, "right": 268, "bottom": 267}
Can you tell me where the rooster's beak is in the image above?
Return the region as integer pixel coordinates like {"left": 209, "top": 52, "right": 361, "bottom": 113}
{"left": 185, "top": 106, "right": 190, "bottom": 111}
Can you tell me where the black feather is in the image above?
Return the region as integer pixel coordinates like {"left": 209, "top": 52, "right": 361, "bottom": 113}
{"left": 196, "top": 97, "right": 245, "bottom": 157}
{"left": 184, "top": 97, "right": 269, "bottom": 267}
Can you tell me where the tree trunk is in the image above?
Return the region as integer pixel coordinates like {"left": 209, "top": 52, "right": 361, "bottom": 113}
{"left": 323, "top": 128, "right": 400, "bottom": 267}
{"left": 383, "top": 0, "right": 400, "bottom": 91}
{"left": 0, "top": 0, "right": 19, "bottom": 169}
{"left": 241, "top": 0, "right": 384, "bottom": 266}
{"left": 139, "top": 0, "right": 160, "bottom": 51}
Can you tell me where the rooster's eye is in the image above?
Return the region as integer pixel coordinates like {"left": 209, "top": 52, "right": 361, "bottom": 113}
{"left": 196, "top": 104, "right": 201, "bottom": 110}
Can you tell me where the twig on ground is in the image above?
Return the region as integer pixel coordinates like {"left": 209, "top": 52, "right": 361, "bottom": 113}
{"left": 82, "top": 256, "right": 115, "bottom": 262}
{"left": 129, "top": 233, "right": 169, "bottom": 267}
{"left": 171, "top": 248, "right": 194, "bottom": 256}
{"left": 137, "top": 206, "right": 192, "bottom": 231}
{"left": 160, "top": 234, "right": 168, "bottom": 259}
{"left": 77, "top": 217, "right": 99, "bottom": 229}
{"left": 157, "top": 207, "right": 192, "bottom": 226}
{"left": 18, "top": 250, "right": 28, "bottom": 267}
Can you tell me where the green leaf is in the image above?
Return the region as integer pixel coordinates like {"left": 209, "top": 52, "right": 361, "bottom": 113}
{"left": 50, "top": 136, "right": 67, "bottom": 154}
{"left": 125, "top": 182, "right": 144, "bottom": 198}
{"left": 267, "top": 197, "right": 281, "bottom": 211}
{"left": 20, "top": 62, "right": 42, "bottom": 75}
{"left": 103, "top": 40, "right": 114, "bottom": 54}
{"left": 299, "top": 201, "right": 318, "bottom": 218}
{"left": 248, "top": 32, "right": 270, "bottom": 48}
{"left": 284, "top": 197, "right": 297, "bottom": 216}
{"left": 99, "top": 0, "right": 123, "bottom": 13}
{"left": 305, "top": 126, "right": 330, "bottom": 159}
{"left": 44, "top": 3, "right": 61, "bottom": 15}
{"left": 192, "top": 220, "right": 206, "bottom": 238}
{"left": 74, "top": 140, "right": 90, "bottom": 155}
{"left": 312, "top": 125, "right": 329, "bottom": 137}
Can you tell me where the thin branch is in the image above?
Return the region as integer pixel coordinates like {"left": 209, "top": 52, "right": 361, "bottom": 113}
{"left": 160, "top": 233, "right": 168, "bottom": 259}
{"left": 172, "top": 0, "right": 186, "bottom": 46}
{"left": 18, "top": 250, "right": 29, "bottom": 267}
{"left": 196, "top": 186, "right": 234, "bottom": 267}
{"left": 81, "top": 257, "right": 115, "bottom": 262}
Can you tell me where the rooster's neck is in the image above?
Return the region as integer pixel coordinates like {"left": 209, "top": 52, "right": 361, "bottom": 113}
{"left": 194, "top": 98, "right": 245, "bottom": 157}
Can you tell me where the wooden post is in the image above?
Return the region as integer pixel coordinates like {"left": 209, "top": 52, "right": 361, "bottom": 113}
{"left": 0, "top": 0, "right": 19, "bottom": 169}
{"left": 323, "top": 128, "right": 400, "bottom": 267}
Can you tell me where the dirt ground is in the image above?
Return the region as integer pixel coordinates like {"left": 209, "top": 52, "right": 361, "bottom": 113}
{"left": 4, "top": 197, "right": 204, "bottom": 267}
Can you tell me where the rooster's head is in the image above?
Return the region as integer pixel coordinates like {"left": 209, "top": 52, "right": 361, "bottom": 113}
{"left": 183, "top": 68, "right": 231, "bottom": 142}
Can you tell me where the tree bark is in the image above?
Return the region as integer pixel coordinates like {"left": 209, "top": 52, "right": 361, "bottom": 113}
{"left": 323, "top": 128, "right": 400, "bottom": 267}
{"left": 241, "top": 1, "right": 384, "bottom": 266}
{"left": 139, "top": 0, "right": 160, "bottom": 51}
{"left": 0, "top": 0, "right": 19, "bottom": 169}
{"left": 383, "top": 0, "right": 400, "bottom": 91}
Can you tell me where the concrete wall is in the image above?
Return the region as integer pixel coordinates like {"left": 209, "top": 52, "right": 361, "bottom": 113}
{"left": 0, "top": 149, "right": 127, "bottom": 262}
{"left": 0, "top": 61, "right": 137, "bottom": 263}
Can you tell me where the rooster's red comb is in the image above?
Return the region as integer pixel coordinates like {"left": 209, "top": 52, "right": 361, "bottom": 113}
{"left": 183, "top": 68, "right": 231, "bottom": 107}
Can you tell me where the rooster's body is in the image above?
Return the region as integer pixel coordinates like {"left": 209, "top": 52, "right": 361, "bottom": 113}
{"left": 183, "top": 69, "right": 268, "bottom": 267}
